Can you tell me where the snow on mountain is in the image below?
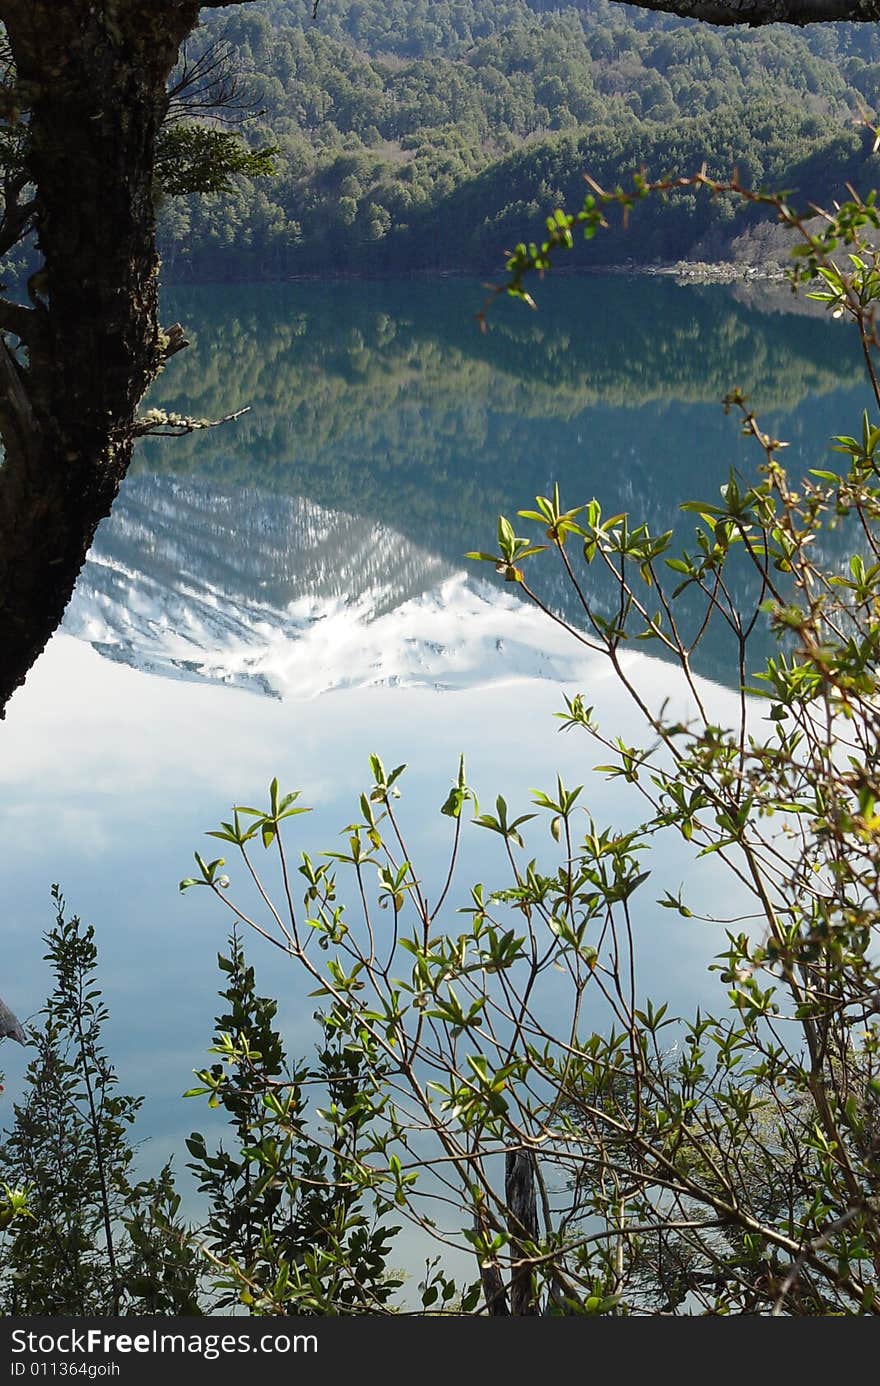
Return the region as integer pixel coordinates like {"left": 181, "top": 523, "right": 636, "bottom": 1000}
{"left": 63, "top": 475, "right": 593, "bottom": 698}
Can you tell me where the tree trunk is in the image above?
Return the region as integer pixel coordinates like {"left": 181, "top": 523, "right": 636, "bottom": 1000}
{"left": 506, "top": 1149, "right": 539, "bottom": 1315}
{"left": 0, "top": 1, "right": 201, "bottom": 714}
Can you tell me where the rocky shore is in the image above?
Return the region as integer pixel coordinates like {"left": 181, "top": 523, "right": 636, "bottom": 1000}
{"left": 650, "top": 260, "right": 788, "bottom": 284}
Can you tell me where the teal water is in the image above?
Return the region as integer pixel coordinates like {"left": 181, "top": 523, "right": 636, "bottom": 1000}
{"left": 133, "top": 273, "right": 868, "bottom": 685}
{"left": 0, "top": 274, "right": 869, "bottom": 1265}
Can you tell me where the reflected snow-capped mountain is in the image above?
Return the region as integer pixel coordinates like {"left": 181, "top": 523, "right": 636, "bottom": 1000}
{"left": 63, "top": 474, "right": 587, "bottom": 698}
{"left": 62, "top": 275, "right": 867, "bottom": 697}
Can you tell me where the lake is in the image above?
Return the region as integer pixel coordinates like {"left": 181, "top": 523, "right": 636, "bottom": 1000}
{"left": 0, "top": 273, "right": 868, "bottom": 1275}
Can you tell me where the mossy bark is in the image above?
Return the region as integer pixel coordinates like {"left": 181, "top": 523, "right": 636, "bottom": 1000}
{"left": 0, "top": 1, "right": 202, "bottom": 713}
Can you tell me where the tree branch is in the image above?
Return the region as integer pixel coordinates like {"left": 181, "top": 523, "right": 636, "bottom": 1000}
{"left": 0, "top": 192, "right": 35, "bottom": 258}
{"left": 165, "top": 37, "right": 254, "bottom": 127}
{"left": 0, "top": 333, "right": 32, "bottom": 434}
{"left": 0, "top": 336, "right": 35, "bottom": 493}
{"left": 196, "top": 0, "right": 320, "bottom": 13}
{"left": 0, "top": 297, "right": 38, "bottom": 344}
{"left": 193, "top": 0, "right": 877, "bottom": 23}
{"left": 131, "top": 404, "right": 249, "bottom": 438}
{"left": 603, "top": 0, "right": 880, "bottom": 22}
{"left": 157, "top": 320, "right": 189, "bottom": 362}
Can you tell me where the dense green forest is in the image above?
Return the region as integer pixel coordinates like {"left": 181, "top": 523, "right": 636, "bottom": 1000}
{"left": 152, "top": 0, "right": 880, "bottom": 279}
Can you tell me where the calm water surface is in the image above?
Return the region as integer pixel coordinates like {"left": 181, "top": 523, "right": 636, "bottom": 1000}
{"left": 0, "top": 274, "right": 868, "bottom": 1235}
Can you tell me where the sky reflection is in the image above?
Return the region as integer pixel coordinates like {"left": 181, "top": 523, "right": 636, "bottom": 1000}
{"left": 2, "top": 625, "right": 748, "bottom": 1204}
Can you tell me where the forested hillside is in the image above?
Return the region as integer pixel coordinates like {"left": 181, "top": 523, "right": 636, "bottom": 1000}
{"left": 154, "top": 0, "right": 880, "bottom": 279}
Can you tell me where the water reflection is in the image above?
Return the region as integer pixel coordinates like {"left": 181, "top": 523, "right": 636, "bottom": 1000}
{"left": 0, "top": 631, "right": 750, "bottom": 1184}
{"left": 1, "top": 274, "right": 868, "bottom": 1258}
{"left": 64, "top": 275, "right": 868, "bottom": 693}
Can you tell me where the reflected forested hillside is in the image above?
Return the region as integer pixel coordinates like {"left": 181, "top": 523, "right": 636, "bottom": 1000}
{"left": 141, "top": 275, "right": 864, "bottom": 553}
{"left": 96, "top": 276, "right": 866, "bottom": 688}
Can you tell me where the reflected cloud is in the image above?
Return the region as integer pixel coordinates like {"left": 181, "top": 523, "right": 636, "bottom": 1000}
{"left": 1, "top": 614, "right": 751, "bottom": 1212}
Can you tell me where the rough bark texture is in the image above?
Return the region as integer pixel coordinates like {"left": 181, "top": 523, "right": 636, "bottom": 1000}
{"left": 0, "top": 1, "right": 203, "bottom": 714}
{"left": 505, "top": 1149, "right": 539, "bottom": 1315}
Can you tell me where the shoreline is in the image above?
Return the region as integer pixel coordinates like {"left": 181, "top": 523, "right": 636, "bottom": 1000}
{"left": 160, "top": 257, "right": 792, "bottom": 290}
{"left": 644, "top": 259, "right": 787, "bottom": 285}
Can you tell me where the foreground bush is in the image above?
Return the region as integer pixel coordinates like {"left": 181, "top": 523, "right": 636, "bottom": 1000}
{"left": 182, "top": 174, "right": 880, "bottom": 1314}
